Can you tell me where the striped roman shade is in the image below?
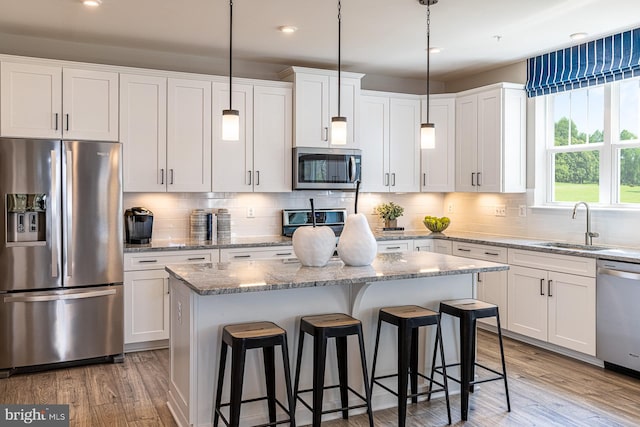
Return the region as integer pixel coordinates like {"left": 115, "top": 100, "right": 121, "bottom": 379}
{"left": 526, "top": 27, "right": 640, "bottom": 97}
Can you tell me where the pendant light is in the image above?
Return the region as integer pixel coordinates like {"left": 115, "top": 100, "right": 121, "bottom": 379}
{"left": 222, "top": 0, "right": 240, "bottom": 141}
{"left": 330, "top": 0, "right": 347, "bottom": 145}
{"left": 420, "top": 0, "right": 437, "bottom": 149}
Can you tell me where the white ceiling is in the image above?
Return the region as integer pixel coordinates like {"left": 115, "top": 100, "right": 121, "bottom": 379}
{"left": 0, "top": 0, "right": 639, "bottom": 81}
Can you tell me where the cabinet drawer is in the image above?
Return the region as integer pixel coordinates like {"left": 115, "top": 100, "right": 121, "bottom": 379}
{"left": 124, "top": 250, "right": 215, "bottom": 271}
{"left": 220, "top": 246, "right": 296, "bottom": 262}
{"left": 452, "top": 242, "right": 507, "bottom": 262}
{"left": 508, "top": 249, "right": 595, "bottom": 277}
{"left": 377, "top": 240, "right": 413, "bottom": 253}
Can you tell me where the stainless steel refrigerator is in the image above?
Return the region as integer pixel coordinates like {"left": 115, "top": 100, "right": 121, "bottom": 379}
{"left": 0, "top": 138, "right": 123, "bottom": 376}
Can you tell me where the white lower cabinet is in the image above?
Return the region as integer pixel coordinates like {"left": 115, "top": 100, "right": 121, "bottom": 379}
{"left": 220, "top": 246, "right": 296, "bottom": 262}
{"left": 414, "top": 239, "right": 452, "bottom": 254}
{"left": 452, "top": 242, "right": 508, "bottom": 327}
{"left": 507, "top": 249, "right": 596, "bottom": 356}
{"left": 377, "top": 240, "right": 414, "bottom": 253}
{"left": 123, "top": 250, "right": 215, "bottom": 349}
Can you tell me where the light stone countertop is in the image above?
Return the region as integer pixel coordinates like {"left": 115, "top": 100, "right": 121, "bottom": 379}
{"left": 165, "top": 251, "right": 509, "bottom": 295}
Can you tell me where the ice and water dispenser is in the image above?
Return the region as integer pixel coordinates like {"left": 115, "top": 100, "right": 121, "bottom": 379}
{"left": 6, "top": 193, "right": 46, "bottom": 243}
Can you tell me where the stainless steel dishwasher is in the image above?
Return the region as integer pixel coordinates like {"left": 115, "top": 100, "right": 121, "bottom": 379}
{"left": 597, "top": 259, "right": 640, "bottom": 377}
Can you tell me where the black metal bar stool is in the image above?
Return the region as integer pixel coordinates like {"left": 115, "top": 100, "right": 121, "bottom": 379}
{"left": 213, "top": 321, "right": 295, "bottom": 427}
{"left": 370, "top": 305, "right": 452, "bottom": 426}
{"left": 430, "top": 299, "right": 510, "bottom": 421}
{"left": 293, "top": 313, "right": 374, "bottom": 427}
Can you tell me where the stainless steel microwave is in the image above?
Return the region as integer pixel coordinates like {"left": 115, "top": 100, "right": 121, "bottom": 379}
{"left": 293, "top": 147, "right": 361, "bottom": 190}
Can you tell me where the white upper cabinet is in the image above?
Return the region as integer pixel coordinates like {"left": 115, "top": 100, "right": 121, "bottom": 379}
{"left": 360, "top": 91, "right": 421, "bottom": 193}
{"left": 167, "top": 78, "right": 212, "bottom": 192}
{"left": 421, "top": 95, "right": 455, "bottom": 192}
{"left": 279, "top": 66, "right": 363, "bottom": 148}
{"left": 212, "top": 83, "right": 292, "bottom": 193}
{"left": 455, "top": 83, "right": 526, "bottom": 193}
{"left": 120, "top": 74, "right": 167, "bottom": 192}
{"left": 1, "top": 62, "right": 118, "bottom": 141}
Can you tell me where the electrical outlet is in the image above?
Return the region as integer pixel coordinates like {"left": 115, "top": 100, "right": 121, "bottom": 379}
{"left": 447, "top": 203, "right": 454, "bottom": 214}
{"left": 246, "top": 207, "right": 255, "bottom": 218}
{"left": 519, "top": 205, "right": 527, "bottom": 217}
{"left": 494, "top": 205, "right": 506, "bottom": 217}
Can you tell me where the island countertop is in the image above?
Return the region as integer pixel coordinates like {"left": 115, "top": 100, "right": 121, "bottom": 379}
{"left": 165, "top": 250, "right": 509, "bottom": 295}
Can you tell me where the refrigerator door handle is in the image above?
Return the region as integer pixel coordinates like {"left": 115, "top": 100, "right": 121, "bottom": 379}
{"left": 50, "top": 150, "right": 59, "bottom": 278}
{"left": 4, "top": 288, "right": 117, "bottom": 303}
{"left": 65, "top": 149, "right": 73, "bottom": 279}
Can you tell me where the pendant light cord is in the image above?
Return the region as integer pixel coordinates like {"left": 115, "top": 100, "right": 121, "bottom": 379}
{"left": 337, "top": 0, "right": 342, "bottom": 117}
{"left": 229, "top": 0, "right": 233, "bottom": 110}
{"left": 426, "top": 2, "right": 431, "bottom": 122}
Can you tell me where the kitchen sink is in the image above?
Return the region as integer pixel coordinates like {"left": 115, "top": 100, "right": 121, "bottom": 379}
{"left": 538, "top": 242, "right": 610, "bottom": 251}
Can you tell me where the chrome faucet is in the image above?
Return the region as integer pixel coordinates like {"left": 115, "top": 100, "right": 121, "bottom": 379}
{"left": 572, "top": 201, "right": 599, "bottom": 245}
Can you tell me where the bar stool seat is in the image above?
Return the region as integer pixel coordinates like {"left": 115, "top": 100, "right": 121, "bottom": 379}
{"left": 370, "top": 305, "right": 451, "bottom": 427}
{"left": 293, "top": 313, "right": 374, "bottom": 427}
{"left": 213, "top": 321, "right": 295, "bottom": 427}
{"left": 430, "top": 299, "right": 510, "bottom": 421}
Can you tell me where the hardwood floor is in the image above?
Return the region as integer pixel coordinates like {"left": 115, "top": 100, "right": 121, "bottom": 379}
{"left": 2, "top": 330, "right": 640, "bottom": 426}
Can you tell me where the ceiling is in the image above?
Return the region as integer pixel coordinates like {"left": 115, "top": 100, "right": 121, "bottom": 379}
{"left": 0, "top": 0, "right": 639, "bottom": 82}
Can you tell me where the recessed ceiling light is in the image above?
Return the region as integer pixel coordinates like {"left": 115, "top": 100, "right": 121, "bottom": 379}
{"left": 83, "top": 0, "right": 102, "bottom": 6}
{"left": 278, "top": 26, "right": 298, "bottom": 34}
{"left": 429, "top": 47, "right": 442, "bottom": 54}
{"left": 570, "top": 32, "right": 588, "bottom": 41}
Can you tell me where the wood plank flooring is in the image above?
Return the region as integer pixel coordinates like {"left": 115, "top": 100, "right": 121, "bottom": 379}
{"left": 1, "top": 330, "right": 640, "bottom": 426}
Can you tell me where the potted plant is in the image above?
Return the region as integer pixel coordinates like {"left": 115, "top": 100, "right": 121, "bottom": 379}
{"left": 376, "top": 201, "right": 404, "bottom": 228}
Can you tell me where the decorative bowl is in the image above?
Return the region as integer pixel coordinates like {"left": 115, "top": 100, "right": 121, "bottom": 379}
{"left": 423, "top": 216, "right": 450, "bottom": 233}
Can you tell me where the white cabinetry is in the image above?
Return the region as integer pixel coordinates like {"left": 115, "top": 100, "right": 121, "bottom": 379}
{"left": 452, "top": 242, "right": 508, "bottom": 327}
{"left": 1, "top": 62, "right": 118, "bottom": 140}
{"left": 279, "top": 67, "right": 363, "bottom": 148}
{"left": 220, "top": 246, "right": 296, "bottom": 262}
{"left": 455, "top": 83, "right": 526, "bottom": 193}
{"left": 507, "top": 249, "right": 596, "bottom": 355}
{"left": 421, "top": 95, "right": 456, "bottom": 192}
{"left": 377, "top": 240, "right": 414, "bottom": 253}
{"left": 212, "top": 83, "right": 292, "bottom": 192}
{"left": 414, "top": 239, "right": 452, "bottom": 254}
{"left": 123, "top": 250, "right": 215, "bottom": 349}
{"left": 120, "top": 76, "right": 212, "bottom": 192}
{"left": 360, "top": 92, "right": 421, "bottom": 192}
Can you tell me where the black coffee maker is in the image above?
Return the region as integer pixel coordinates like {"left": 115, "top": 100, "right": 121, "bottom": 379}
{"left": 124, "top": 207, "right": 154, "bottom": 244}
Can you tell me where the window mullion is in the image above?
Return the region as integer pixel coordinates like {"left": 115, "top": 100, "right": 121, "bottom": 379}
{"left": 602, "top": 83, "right": 614, "bottom": 204}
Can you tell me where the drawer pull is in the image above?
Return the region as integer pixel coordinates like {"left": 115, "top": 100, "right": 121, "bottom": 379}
{"left": 188, "top": 257, "right": 206, "bottom": 261}
{"left": 548, "top": 279, "right": 553, "bottom": 297}
{"left": 138, "top": 259, "right": 158, "bottom": 263}
{"left": 386, "top": 246, "right": 401, "bottom": 250}
{"left": 540, "top": 278, "right": 545, "bottom": 296}
{"left": 276, "top": 252, "right": 292, "bottom": 256}
{"left": 484, "top": 251, "right": 500, "bottom": 256}
{"left": 233, "top": 255, "right": 251, "bottom": 258}
{"left": 457, "top": 248, "right": 471, "bottom": 252}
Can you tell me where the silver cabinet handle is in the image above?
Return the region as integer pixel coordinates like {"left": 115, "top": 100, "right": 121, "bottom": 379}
{"left": 391, "top": 173, "right": 396, "bottom": 186}
{"left": 477, "top": 272, "right": 482, "bottom": 283}
{"left": 323, "top": 127, "right": 329, "bottom": 141}
{"left": 471, "top": 172, "right": 476, "bottom": 186}
{"left": 276, "top": 252, "right": 292, "bottom": 256}
{"left": 138, "top": 259, "right": 158, "bottom": 263}
{"left": 64, "top": 149, "right": 73, "bottom": 279}
{"left": 256, "top": 170, "right": 260, "bottom": 186}
{"left": 477, "top": 172, "right": 482, "bottom": 186}
{"left": 188, "top": 257, "right": 206, "bottom": 261}
{"left": 50, "top": 150, "right": 59, "bottom": 278}
{"left": 165, "top": 279, "right": 170, "bottom": 295}
{"left": 54, "top": 113, "right": 59, "bottom": 131}
{"left": 385, "top": 246, "right": 401, "bottom": 250}
{"left": 65, "top": 114, "right": 70, "bottom": 131}
{"left": 4, "top": 288, "right": 116, "bottom": 303}
{"left": 423, "top": 172, "right": 426, "bottom": 186}
{"left": 484, "top": 251, "right": 500, "bottom": 256}
{"left": 170, "top": 169, "right": 174, "bottom": 185}
{"left": 233, "top": 255, "right": 251, "bottom": 258}
{"left": 248, "top": 171, "right": 252, "bottom": 185}
{"left": 160, "top": 168, "right": 165, "bottom": 185}
{"left": 384, "top": 173, "right": 389, "bottom": 186}
{"left": 540, "top": 278, "right": 545, "bottom": 296}
{"left": 548, "top": 279, "right": 553, "bottom": 297}
{"left": 457, "top": 248, "right": 471, "bottom": 252}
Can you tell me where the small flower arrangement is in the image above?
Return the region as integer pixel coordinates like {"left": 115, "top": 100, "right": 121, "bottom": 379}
{"left": 375, "top": 202, "right": 404, "bottom": 221}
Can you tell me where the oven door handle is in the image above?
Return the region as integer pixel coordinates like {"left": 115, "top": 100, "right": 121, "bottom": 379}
{"left": 598, "top": 267, "right": 640, "bottom": 281}
{"left": 4, "top": 289, "right": 117, "bottom": 303}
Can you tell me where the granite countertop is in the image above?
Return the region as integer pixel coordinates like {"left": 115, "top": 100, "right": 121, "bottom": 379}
{"left": 126, "top": 230, "right": 640, "bottom": 263}
{"left": 166, "top": 251, "right": 509, "bottom": 295}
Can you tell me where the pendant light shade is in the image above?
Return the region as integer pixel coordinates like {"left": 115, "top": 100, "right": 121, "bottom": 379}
{"left": 330, "top": 0, "right": 347, "bottom": 146}
{"left": 420, "top": 0, "right": 437, "bottom": 149}
{"left": 222, "top": 0, "right": 240, "bottom": 141}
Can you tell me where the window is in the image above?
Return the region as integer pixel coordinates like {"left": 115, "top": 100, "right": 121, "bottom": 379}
{"left": 542, "top": 77, "right": 640, "bottom": 206}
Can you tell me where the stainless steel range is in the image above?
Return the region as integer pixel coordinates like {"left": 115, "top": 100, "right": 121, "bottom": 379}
{"left": 282, "top": 208, "right": 347, "bottom": 237}
{"left": 0, "top": 138, "right": 124, "bottom": 377}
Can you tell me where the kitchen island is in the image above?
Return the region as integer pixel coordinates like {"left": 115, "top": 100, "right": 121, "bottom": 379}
{"left": 165, "top": 251, "right": 508, "bottom": 427}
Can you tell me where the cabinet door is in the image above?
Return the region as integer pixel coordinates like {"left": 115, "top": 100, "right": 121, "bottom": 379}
{"left": 507, "top": 265, "right": 548, "bottom": 341}
{"left": 455, "top": 94, "right": 478, "bottom": 192}
{"left": 389, "top": 97, "right": 421, "bottom": 192}
{"left": 414, "top": 240, "right": 434, "bottom": 252}
{"left": 167, "top": 78, "right": 212, "bottom": 192}
{"left": 253, "top": 85, "right": 292, "bottom": 192}
{"left": 62, "top": 68, "right": 119, "bottom": 141}
{"left": 547, "top": 271, "right": 596, "bottom": 355}
{"left": 293, "top": 73, "right": 330, "bottom": 147}
{"left": 476, "top": 88, "right": 502, "bottom": 192}
{"left": 477, "top": 270, "right": 508, "bottom": 327}
{"left": 212, "top": 83, "right": 253, "bottom": 192}
{"left": 421, "top": 96, "right": 455, "bottom": 192}
{"left": 124, "top": 269, "right": 170, "bottom": 344}
{"left": 329, "top": 76, "right": 360, "bottom": 148}
{"left": 359, "top": 95, "right": 390, "bottom": 192}
{"left": 1, "top": 62, "right": 62, "bottom": 138}
{"left": 433, "top": 240, "right": 453, "bottom": 255}
{"left": 120, "top": 74, "right": 167, "bottom": 192}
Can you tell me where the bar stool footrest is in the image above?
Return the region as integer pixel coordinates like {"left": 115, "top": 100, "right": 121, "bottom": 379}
{"left": 433, "top": 361, "right": 506, "bottom": 386}
{"left": 372, "top": 372, "right": 448, "bottom": 400}
{"left": 215, "top": 396, "right": 293, "bottom": 427}
{"left": 296, "top": 384, "right": 369, "bottom": 415}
